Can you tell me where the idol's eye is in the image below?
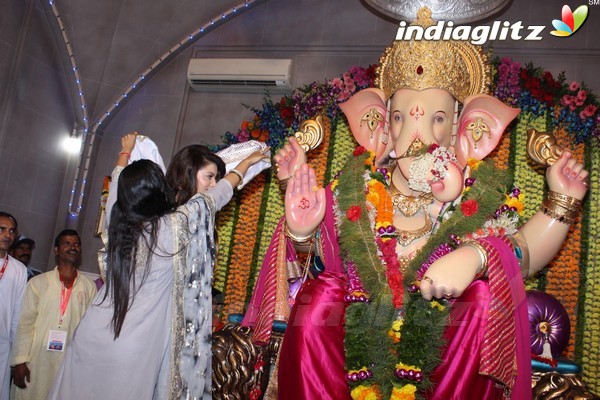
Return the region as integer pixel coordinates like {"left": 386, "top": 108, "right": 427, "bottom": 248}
{"left": 433, "top": 115, "right": 445, "bottom": 124}
{"left": 393, "top": 113, "right": 403, "bottom": 122}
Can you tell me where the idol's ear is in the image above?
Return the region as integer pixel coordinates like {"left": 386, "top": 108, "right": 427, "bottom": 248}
{"left": 339, "top": 88, "right": 393, "bottom": 161}
{"left": 454, "top": 94, "right": 520, "bottom": 167}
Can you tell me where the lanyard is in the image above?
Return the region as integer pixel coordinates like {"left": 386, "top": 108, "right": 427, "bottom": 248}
{"left": 0, "top": 256, "right": 9, "bottom": 280}
{"left": 58, "top": 272, "right": 77, "bottom": 327}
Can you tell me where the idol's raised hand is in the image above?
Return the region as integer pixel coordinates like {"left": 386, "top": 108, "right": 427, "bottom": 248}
{"left": 546, "top": 151, "right": 589, "bottom": 201}
{"left": 285, "top": 163, "right": 326, "bottom": 238}
{"left": 274, "top": 137, "right": 306, "bottom": 181}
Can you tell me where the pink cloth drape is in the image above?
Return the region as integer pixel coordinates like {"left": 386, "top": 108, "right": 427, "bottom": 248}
{"left": 277, "top": 271, "right": 350, "bottom": 400}
{"left": 428, "top": 236, "right": 531, "bottom": 400}
{"left": 242, "top": 219, "right": 288, "bottom": 344}
{"left": 428, "top": 280, "right": 503, "bottom": 399}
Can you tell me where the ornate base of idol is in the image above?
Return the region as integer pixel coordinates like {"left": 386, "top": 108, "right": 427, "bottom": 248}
{"left": 212, "top": 314, "right": 286, "bottom": 400}
{"left": 531, "top": 359, "right": 599, "bottom": 400}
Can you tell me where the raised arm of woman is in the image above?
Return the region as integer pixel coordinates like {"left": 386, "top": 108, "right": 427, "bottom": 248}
{"left": 104, "top": 133, "right": 138, "bottom": 229}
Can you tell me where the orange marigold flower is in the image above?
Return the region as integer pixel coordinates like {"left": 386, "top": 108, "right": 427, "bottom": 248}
{"left": 467, "top": 158, "right": 482, "bottom": 170}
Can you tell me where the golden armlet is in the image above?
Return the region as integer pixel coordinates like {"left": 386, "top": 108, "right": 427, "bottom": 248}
{"left": 460, "top": 240, "right": 489, "bottom": 280}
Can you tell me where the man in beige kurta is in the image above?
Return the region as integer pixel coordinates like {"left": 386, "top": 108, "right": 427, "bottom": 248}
{"left": 11, "top": 230, "right": 96, "bottom": 400}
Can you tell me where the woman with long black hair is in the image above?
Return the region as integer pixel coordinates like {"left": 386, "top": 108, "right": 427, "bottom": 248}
{"left": 48, "top": 133, "right": 268, "bottom": 400}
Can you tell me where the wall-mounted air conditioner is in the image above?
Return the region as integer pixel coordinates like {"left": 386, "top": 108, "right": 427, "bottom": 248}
{"left": 187, "top": 58, "right": 293, "bottom": 93}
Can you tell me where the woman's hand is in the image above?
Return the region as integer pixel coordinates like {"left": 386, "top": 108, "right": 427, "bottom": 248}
{"left": 117, "top": 132, "right": 138, "bottom": 167}
{"left": 238, "top": 147, "right": 271, "bottom": 170}
{"left": 274, "top": 137, "right": 306, "bottom": 181}
{"left": 285, "top": 163, "right": 326, "bottom": 238}
{"left": 121, "top": 132, "right": 138, "bottom": 154}
{"left": 223, "top": 147, "right": 270, "bottom": 189}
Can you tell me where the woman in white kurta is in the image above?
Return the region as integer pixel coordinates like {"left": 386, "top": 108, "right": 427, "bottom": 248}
{"left": 48, "top": 134, "right": 268, "bottom": 400}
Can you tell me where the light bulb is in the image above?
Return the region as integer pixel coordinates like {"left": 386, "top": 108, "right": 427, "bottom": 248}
{"left": 63, "top": 135, "right": 82, "bottom": 154}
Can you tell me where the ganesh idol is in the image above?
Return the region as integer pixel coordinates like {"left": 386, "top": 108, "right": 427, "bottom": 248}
{"left": 242, "top": 8, "right": 589, "bottom": 400}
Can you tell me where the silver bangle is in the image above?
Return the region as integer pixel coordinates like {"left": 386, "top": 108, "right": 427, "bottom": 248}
{"left": 229, "top": 168, "right": 245, "bottom": 189}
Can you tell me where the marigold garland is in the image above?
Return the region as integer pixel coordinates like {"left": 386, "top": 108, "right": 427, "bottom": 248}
{"left": 512, "top": 113, "right": 547, "bottom": 292}
{"left": 222, "top": 173, "right": 267, "bottom": 316}
{"left": 245, "top": 174, "right": 278, "bottom": 302}
{"left": 214, "top": 197, "right": 239, "bottom": 291}
{"left": 329, "top": 119, "right": 359, "bottom": 179}
{"left": 252, "top": 174, "right": 284, "bottom": 285}
{"left": 489, "top": 127, "right": 512, "bottom": 170}
{"left": 306, "top": 113, "right": 332, "bottom": 186}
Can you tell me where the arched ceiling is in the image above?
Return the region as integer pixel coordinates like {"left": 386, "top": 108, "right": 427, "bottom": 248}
{"left": 45, "top": 0, "right": 267, "bottom": 132}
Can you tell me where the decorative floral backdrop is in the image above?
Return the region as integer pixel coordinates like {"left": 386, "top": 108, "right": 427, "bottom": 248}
{"left": 212, "top": 59, "right": 600, "bottom": 391}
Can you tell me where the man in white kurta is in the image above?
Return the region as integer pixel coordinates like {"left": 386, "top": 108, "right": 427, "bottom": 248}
{"left": 0, "top": 212, "right": 27, "bottom": 400}
{"left": 11, "top": 231, "right": 96, "bottom": 400}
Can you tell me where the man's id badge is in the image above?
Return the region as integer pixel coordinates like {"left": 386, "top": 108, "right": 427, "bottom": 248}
{"left": 47, "top": 330, "right": 67, "bottom": 352}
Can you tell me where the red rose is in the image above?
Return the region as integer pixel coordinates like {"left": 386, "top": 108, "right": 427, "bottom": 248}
{"left": 346, "top": 205, "right": 362, "bottom": 221}
{"left": 353, "top": 146, "right": 366, "bottom": 156}
{"left": 461, "top": 199, "right": 479, "bottom": 216}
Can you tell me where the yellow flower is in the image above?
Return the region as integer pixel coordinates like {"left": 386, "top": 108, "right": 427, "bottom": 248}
{"left": 505, "top": 193, "right": 525, "bottom": 214}
{"left": 390, "top": 384, "right": 417, "bottom": 400}
{"left": 431, "top": 300, "right": 446, "bottom": 311}
{"left": 467, "top": 158, "right": 482, "bottom": 170}
{"left": 350, "top": 384, "right": 382, "bottom": 400}
{"left": 387, "top": 319, "right": 404, "bottom": 343}
{"left": 505, "top": 197, "right": 524, "bottom": 213}
{"left": 332, "top": 178, "right": 339, "bottom": 191}
{"left": 394, "top": 362, "right": 420, "bottom": 372}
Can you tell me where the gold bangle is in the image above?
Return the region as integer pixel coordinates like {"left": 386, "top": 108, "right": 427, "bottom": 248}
{"left": 460, "top": 240, "right": 488, "bottom": 280}
{"left": 541, "top": 198, "right": 579, "bottom": 225}
{"left": 546, "top": 191, "right": 582, "bottom": 208}
{"left": 284, "top": 224, "right": 314, "bottom": 245}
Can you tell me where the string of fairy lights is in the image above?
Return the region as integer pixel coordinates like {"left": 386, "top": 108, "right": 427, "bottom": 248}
{"left": 47, "top": 0, "right": 263, "bottom": 216}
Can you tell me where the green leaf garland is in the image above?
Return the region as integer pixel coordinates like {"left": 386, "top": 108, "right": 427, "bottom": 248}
{"left": 336, "top": 152, "right": 513, "bottom": 399}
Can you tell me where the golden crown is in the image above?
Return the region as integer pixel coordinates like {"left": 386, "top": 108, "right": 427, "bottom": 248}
{"left": 375, "top": 8, "right": 491, "bottom": 102}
